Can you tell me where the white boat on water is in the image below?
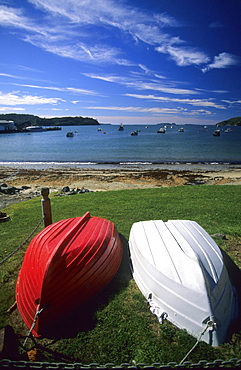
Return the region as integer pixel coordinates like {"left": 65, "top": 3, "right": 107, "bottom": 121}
{"left": 26, "top": 126, "right": 46, "bottom": 132}
{"left": 157, "top": 127, "right": 166, "bottom": 133}
{"left": 129, "top": 219, "right": 237, "bottom": 346}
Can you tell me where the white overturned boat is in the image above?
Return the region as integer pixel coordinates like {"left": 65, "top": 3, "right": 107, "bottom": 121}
{"left": 129, "top": 220, "right": 237, "bottom": 346}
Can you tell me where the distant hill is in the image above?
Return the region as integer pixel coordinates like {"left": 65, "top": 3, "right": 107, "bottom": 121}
{"left": 0, "top": 113, "right": 99, "bottom": 129}
{"left": 216, "top": 117, "right": 241, "bottom": 126}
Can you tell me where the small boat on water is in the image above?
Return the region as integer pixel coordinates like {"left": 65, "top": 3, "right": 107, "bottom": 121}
{"left": 130, "top": 130, "right": 138, "bottom": 136}
{"left": 16, "top": 212, "right": 123, "bottom": 337}
{"left": 129, "top": 219, "right": 237, "bottom": 346}
{"left": 66, "top": 131, "right": 74, "bottom": 137}
{"left": 213, "top": 129, "right": 220, "bottom": 136}
{"left": 178, "top": 127, "right": 184, "bottom": 132}
{"left": 118, "top": 123, "right": 124, "bottom": 131}
{"left": 157, "top": 127, "right": 166, "bottom": 133}
{"left": 26, "top": 126, "right": 46, "bottom": 132}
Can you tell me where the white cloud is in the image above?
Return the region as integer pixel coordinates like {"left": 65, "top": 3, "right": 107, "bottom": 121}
{"left": 0, "top": 5, "right": 30, "bottom": 29}
{"left": 0, "top": 91, "right": 64, "bottom": 105}
{"left": 0, "top": 1, "right": 238, "bottom": 76}
{"left": 84, "top": 105, "right": 183, "bottom": 114}
{"left": 14, "top": 83, "right": 98, "bottom": 95}
{"left": 0, "top": 106, "right": 25, "bottom": 112}
{"left": 83, "top": 73, "right": 198, "bottom": 95}
{"left": 0, "top": 2, "right": 207, "bottom": 68}
{"left": 202, "top": 52, "right": 240, "bottom": 72}
{"left": 125, "top": 93, "right": 226, "bottom": 109}
{"left": 84, "top": 105, "right": 213, "bottom": 116}
{"left": 28, "top": 0, "right": 179, "bottom": 28}
{"left": 0, "top": 72, "right": 24, "bottom": 79}
{"left": 221, "top": 99, "right": 241, "bottom": 105}
{"left": 156, "top": 45, "right": 209, "bottom": 66}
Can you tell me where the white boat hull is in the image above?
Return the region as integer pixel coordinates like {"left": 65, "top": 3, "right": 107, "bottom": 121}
{"left": 129, "top": 220, "right": 237, "bottom": 346}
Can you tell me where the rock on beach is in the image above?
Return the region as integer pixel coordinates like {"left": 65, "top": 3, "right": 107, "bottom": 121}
{"left": 0, "top": 165, "right": 241, "bottom": 209}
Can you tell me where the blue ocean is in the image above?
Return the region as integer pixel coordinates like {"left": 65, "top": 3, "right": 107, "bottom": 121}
{"left": 0, "top": 124, "right": 240, "bottom": 169}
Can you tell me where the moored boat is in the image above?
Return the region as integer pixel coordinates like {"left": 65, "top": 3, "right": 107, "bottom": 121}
{"left": 16, "top": 212, "right": 123, "bottom": 337}
{"left": 213, "top": 129, "right": 220, "bottom": 136}
{"left": 118, "top": 123, "right": 124, "bottom": 131}
{"left": 66, "top": 131, "right": 74, "bottom": 137}
{"left": 129, "top": 219, "right": 237, "bottom": 346}
{"left": 26, "top": 126, "right": 46, "bottom": 132}
{"left": 157, "top": 127, "right": 166, "bottom": 133}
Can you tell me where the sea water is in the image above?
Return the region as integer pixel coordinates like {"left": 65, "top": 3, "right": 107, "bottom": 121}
{"left": 0, "top": 124, "right": 240, "bottom": 170}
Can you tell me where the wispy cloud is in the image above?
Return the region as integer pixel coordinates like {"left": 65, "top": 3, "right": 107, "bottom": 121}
{"left": 84, "top": 105, "right": 213, "bottom": 116}
{"left": 202, "top": 52, "right": 240, "bottom": 73}
{"left": 13, "top": 83, "right": 98, "bottom": 95}
{"left": 0, "top": 5, "right": 32, "bottom": 30}
{"left": 125, "top": 93, "right": 227, "bottom": 109}
{"left": 0, "top": 1, "right": 208, "bottom": 69}
{"left": 84, "top": 105, "right": 183, "bottom": 114}
{"left": 0, "top": 91, "right": 64, "bottom": 105}
{"left": 156, "top": 45, "right": 209, "bottom": 66}
{"left": 0, "top": 72, "right": 24, "bottom": 79}
{"left": 222, "top": 99, "right": 241, "bottom": 105}
{"left": 0, "top": 106, "right": 25, "bottom": 112}
{"left": 83, "top": 73, "right": 198, "bottom": 95}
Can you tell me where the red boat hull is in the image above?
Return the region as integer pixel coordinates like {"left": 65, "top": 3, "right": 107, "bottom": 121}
{"left": 16, "top": 212, "right": 123, "bottom": 337}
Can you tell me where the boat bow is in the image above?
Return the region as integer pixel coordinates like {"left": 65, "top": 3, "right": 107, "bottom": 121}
{"left": 129, "top": 219, "right": 237, "bottom": 346}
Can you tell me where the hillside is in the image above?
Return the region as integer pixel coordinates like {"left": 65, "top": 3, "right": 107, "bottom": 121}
{"left": 0, "top": 113, "right": 99, "bottom": 129}
{"left": 216, "top": 117, "right": 241, "bottom": 126}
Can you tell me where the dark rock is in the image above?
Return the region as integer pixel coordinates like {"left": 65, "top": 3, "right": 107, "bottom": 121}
{"left": 62, "top": 186, "right": 70, "bottom": 193}
{"left": 0, "top": 186, "right": 16, "bottom": 195}
{"left": 0, "top": 211, "right": 10, "bottom": 222}
{"left": 184, "top": 179, "right": 206, "bottom": 186}
{"left": 21, "top": 185, "right": 31, "bottom": 190}
{"left": 78, "top": 188, "right": 93, "bottom": 193}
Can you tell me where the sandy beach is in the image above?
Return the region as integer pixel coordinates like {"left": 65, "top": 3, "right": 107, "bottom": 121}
{"left": 1, "top": 165, "right": 241, "bottom": 209}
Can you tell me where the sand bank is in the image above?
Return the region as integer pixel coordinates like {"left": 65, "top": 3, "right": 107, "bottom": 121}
{"left": 1, "top": 165, "right": 241, "bottom": 209}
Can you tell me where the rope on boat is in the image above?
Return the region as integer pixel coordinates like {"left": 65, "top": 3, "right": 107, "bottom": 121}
{"left": 179, "top": 320, "right": 216, "bottom": 365}
{"left": 147, "top": 294, "right": 218, "bottom": 365}
{"left": 147, "top": 293, "right": 168, "bottom": 324}
{"left": 0, "top": 216, "right": 44, "bottom": 266}
{"left": 22, "top": 306, "right": 44, "bottom": 350}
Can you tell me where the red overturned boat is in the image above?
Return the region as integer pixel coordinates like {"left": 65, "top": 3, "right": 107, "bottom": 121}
{"left": 16, "top": 212, "right": 123, "bottom": 337}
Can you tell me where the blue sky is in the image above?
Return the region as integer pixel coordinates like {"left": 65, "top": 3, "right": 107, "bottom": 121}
{"left": 0, "top": 0, "right": 240, "bottom": 125}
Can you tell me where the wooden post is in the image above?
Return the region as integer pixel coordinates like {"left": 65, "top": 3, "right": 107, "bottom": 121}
{"left": 41, "top": 188, "right": 52, "bottom": 227}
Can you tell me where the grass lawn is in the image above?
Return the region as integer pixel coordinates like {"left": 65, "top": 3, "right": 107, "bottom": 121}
{"left": 0, "top": 185, "right": 241, "bottom": 365}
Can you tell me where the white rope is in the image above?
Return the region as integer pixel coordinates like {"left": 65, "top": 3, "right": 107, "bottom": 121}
{"left": 22, "top": 306, "right": 44, "bottom": 350}
{"left": 147, "top": 294, "right": 217, "bottom": 366}
{"left": 179, "top": 321, "right": 216, "bottom": 365}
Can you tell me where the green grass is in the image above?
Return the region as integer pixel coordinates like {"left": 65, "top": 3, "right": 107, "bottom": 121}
{"left": 1, "top": 185, "right": 241, "bottom": 365}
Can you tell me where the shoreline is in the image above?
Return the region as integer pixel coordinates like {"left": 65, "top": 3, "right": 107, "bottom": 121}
{"left": 0, "top": 161, "right": 241, "bottom": 172}
{"left": 1, "top": 164, "right": 241, "bottom": 209}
